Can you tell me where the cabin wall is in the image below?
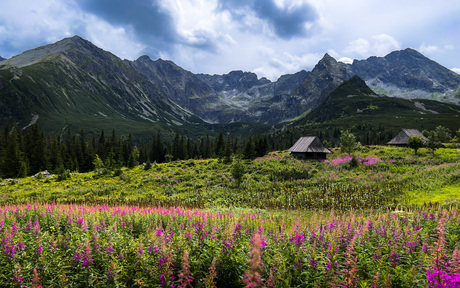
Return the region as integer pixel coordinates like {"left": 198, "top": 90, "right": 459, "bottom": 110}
{"left": 291, "top": 152, "right": 327, "bottom": 160}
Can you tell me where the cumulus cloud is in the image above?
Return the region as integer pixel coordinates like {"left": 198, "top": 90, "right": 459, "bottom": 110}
{"left": 84, "top": 16, "right": 146, "bottom": 60}
{"left": 343, "top": 34, "right": 400, "bottom": 58}
{"left": 371, "top": 34, "right": 401, "bottom": 55}
{"left": 0, "top": 0, "right": 151, "bottom": 61}
{"left": 452, "top": 68, "right": 460, "bottom": 75}
{"left": 78, "top": 0, "right": 179, "bottom": 57}
{"left": 419, "top": 43, "right": 455, "bottom": 57}
{"left": 0, "top": 0, "right": 83, "bottom": 57}
{"left": 343, "top": 38, "right": 370, "bottom": 57}
{"left": 161, "top": 0, "right": 237, "bottom": 53}
{"left": 253, "top": 50, "right": 322, "bottom": 80}
{"left": 217, "top": 0, "right": 318, "bottom": 39}
{"left": 338, "top": 57, "right": 353, "bottom": 64}
{"left": 79, "top": 0, "right": 177, "bottom": 42}
{"left": 419, "top": 44, "right": 440, "bottom": 54}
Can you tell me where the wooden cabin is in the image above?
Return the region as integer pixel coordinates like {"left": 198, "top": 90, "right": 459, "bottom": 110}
{"left": 288, "top": 136, "right": 332, "bottom": 160}
{"left": 386, "top": 129, "right": 428, "bottom": 147}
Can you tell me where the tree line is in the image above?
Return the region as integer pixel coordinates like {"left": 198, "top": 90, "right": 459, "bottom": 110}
{"left": 0, "top": 125, "right": 274, "bottom": 178}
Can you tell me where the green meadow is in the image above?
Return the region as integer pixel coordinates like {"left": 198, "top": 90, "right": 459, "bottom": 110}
{"left": 1, "top": 145, "right": 460, "bottom": 287}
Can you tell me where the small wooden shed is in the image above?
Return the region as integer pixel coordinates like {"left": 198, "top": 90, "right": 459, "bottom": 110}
{"left": 386, "top": 129, "right": 428, "bottom": 147}
{"left": 288, "top": 136, "right": 332, "bottom": 160}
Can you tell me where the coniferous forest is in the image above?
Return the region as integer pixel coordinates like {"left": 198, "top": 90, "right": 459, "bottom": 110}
{"left": 0, "top": 124, "right": 273, "bottom": 178}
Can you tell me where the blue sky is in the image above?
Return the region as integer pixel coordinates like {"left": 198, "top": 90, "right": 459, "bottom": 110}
{"left": 1, "top": 0, "right": 459, "bottom": 80}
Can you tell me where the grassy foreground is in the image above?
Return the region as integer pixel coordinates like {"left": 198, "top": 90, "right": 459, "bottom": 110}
{"left": 0, "top": 146, "right": 460, "bottom": 287}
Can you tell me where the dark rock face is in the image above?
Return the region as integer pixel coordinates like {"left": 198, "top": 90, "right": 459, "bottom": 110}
{"left": 131, "top": 56, "right": 218, "bottom": 111}
{"left": 197, "top": 70, "right": 271, "bottom": 92}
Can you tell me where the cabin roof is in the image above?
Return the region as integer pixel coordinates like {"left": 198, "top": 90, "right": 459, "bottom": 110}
{"left": 288, "top": 136, "right": 332, "bottom": 153}
{"left": 387, "top": 129, "right": 428, "bottom": 145}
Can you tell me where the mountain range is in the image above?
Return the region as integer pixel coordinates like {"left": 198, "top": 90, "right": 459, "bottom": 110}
{"left": 0, "top": 36, "right": 459, "bottom": 138}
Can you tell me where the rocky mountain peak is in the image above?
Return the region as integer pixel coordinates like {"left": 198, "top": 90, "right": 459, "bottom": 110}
{"left": 314, "top": 53, "right": 348, "bottom": 74}
{"left": 0, "top": 35, "right": 105, "bottom": 69}
{"left": 314, "top": 53, "right": 338, "bottom": 69}
{"left": 320, "top": 53, "right": 336, "bottom": 62}
{"left": 0, "top": 56, "right": 5, "bottom": 62}
{"left": 136, "top": 55, "right": 152, "bottom": 63}
{"left": 384, "top": 48, "right": 433, "bottom": 65}
{"left": 350, "top": 47, "right": 460, "bottom": 100}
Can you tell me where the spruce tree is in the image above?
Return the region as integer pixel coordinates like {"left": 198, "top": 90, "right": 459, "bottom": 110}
{"left": 223, "top": 136, "right": 233, "bottom": 164}
{"left": 2, "top": 125, "right": 25, "bottom": 177}
{"left": 24, "top": 124, "right": 47, "bottom": 174}
{"left": 243, "top": 135, "right": 256, "bottom": 160}
{"left": 215, "top": 131, "right": 225, "bottom": 159}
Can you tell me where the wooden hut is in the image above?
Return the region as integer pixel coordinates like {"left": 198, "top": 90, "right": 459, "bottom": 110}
{"left": 386, "top": 129, "right": 428, "bottom": 147}
{"left": 288, "top": 136, "right": 332, "bottom": 160}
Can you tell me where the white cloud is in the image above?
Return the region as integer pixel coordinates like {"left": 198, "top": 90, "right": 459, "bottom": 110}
{"left": 84, "top": 16, "right": 146, "bottom": 61}
{"left": 0, "top": 0, "right": 146, "bottom": 60}
{"left": 253, "top": 51, "right": 322, "bottom": 80}
{"left": 420, "top": 44, "right": 440, "bottom": 54}
{"left": 371, "top": 34, "right": 400, "bottom": 55}
{"left": 338, "top": 57, "right": 353, "bottom": 64}
{"left": 419, "top": 43, "right": 456, "bottom": 62}
{"left": 451, "top": 68, "right": 460, "bottom": 75}
{"left": 343, "top": 38, "right": 370, "bottom": 56}
{"left": 343, "top": 34, "right": 400, "bottom": 58}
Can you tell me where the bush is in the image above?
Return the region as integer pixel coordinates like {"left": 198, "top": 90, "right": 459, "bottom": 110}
{"left": 348, "top": 156, "right": 359, "bottom": 169}
{"left": 113, "top": 168, "right": 123, "bottom": 177}
{"left": 57, "top": 169, "right": 71, "bottom": 181}
{"left": 144, "top": 160, "right": 152, "bottom": 171}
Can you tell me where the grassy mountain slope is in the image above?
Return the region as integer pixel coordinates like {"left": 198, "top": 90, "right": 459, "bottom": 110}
{"left": 0, "top": 37, "right": 211, "bottom": 139}
{"left": 279, "top": 76, "right": 460, "bottom": 145}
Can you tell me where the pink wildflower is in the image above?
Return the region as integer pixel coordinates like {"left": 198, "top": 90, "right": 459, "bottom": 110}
{"left": 243, "top": 234, "right": 264, "bottom": 288}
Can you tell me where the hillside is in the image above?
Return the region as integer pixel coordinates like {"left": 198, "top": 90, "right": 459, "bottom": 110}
{"left": 273, "top": 76, "right": 460, "bottom": 145}
{"left": 0, "top": 36, "right": 208, "bottom": 138}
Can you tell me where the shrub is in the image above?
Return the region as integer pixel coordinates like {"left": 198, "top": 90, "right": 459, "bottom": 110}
{"left": 57, "top": 169, "right": 71, "bottom": 181}
{"left": 144, "top": 160, "right": 152, "bottom": 171}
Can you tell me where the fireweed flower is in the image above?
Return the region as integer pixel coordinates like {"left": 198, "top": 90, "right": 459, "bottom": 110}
{"left": 160, "top": 271, "right": 174, "bottom": 288}
{"left": 204, "top": 257, "right": 218, "bottom": 288}
{"left": 178, "top": 250, "right": 193, "bottom": 288}
{"left": 35, "top": 246, "right": 42, "bottom": 258}
{"left": 13, "top": 263, "right": 22, "bottom": 286}
{"left": 137, "top": 241, "right": 144, "bottom": 258}
{"left": 243, "top": 234, "right": 264, "bottom": 287}
{"left": 32, "top": 268, "right": 42, "bottom": 288}
{"left": 106, "top": 269, "right": 116, "bottom": 283}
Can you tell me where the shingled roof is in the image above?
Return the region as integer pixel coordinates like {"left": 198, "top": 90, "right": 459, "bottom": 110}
{"left": 288, "top": 136, "right": 332, "bottom": 153}
{"left": 387, "top": 129, "right": 428, "bottom": 145}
